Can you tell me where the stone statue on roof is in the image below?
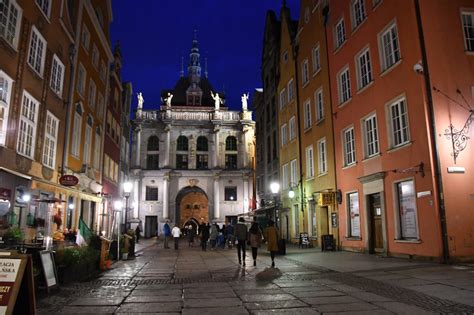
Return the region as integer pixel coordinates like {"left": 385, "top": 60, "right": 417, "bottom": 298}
{"left": 137, "top": 92, "right": 144, "bottom": 109}
{"left": 241, "top": 92, "right": 249, "bottom": 111}
{"left": 165, "top": 93, "right": 173, "bottom": 107}
{"left": 210, "top": 91, "right": 221, "bottom": 110}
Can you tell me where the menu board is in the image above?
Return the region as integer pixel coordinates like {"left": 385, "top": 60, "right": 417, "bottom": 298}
{"left": 349, "top": 193, "right": 360, "bottom": 237}
{"left": 40, "top": 251, "right": 58, "bottom": 289}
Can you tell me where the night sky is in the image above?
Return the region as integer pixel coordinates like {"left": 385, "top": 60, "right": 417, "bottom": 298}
{"left": 111, "top": 1, "right": 299, "bottom": 112}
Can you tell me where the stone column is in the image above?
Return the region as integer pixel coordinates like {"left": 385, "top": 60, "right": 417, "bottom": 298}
{"left": 241, "top": 126, "right": 249, "bottom": 168}
{"left": 164, "top": 124, "right": 171, "bottom": 167}
{"left": 213, "top": 176, "right": 220, "bottom": 220}
{"left": 163, "top": 175, "right": 169, "bottom": 219}
{"left": 133, "top": 179, "right": 139, "bottom": 219}
{"left": 135, "top": 126, "right": 142, "bottom": 167}
{"left": 243, "top": 175, "right": 249, "bottom": 213}
{"left": 212, "top": 128, "right": 219, "bottom": 168}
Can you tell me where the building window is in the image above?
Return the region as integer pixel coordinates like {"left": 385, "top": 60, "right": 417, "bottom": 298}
{"left": 303, "top": 99, "right": 312, "bottom": 130}
{"left": 88, "top": 80, "right": 96, "bottom": 109}
{"left": 36, "top": 0, "right": 51, "bottom": 18}
{"left": 97, "top": 93, "right": 104, "bottom": 119}
{"left": 17, "top": 91, "right": 39, "bottom": 159}
{"left": 176, "top": 154, "right": 188, "bottom": 169}
{"left": 301, "top": 59, "right": 309, "bottom": 85}
{"left": 224, "top": 187, "right": 237, "bottom": 201}
{"left": 93, "top": 127, "right": 101, "bottom": 170}
{"left": 42, "top": 111, "right": 58, "bottom": 169}
{"left": 310, "top": 202, "right": 317, "bottom": 237}
{"left": 272, "top": 130, "right": 277, "bottom": 159}
{"left": 363, "top": 114, "right": 379, "bottom": 157}
{"left": 356, "top": 47, "right": 372, "bottom": 89}
{"left": 0, "top": 0, "right": 22, "bottom": 48}
{"left": 225, "top": 154, "right": 237, "bottom": 169}
{"left": 338, "top": 66, "right": 351, "bottom": 104}
{"left": 347, "top": 192, "right": 360, "bottom": 237}
{"left": 462, "top": 12, "right": 474, "bottom": 51}
{"left": 315, "top": 87, "right": 324, "bottom": 122}
{"left": 225, "top": 136, "right": 237, "bottom": 151}
{"left": 306, "top": 145, "right": 314, "bottom": 178}
{"left": 50, "top": 55, "right": 65, "bottom": 96}
{"left": 282, "top": 163, "right": 289, "bottom": 189}
{"left": 196, "top": 154, "right": 208, "bottom": 169}
{"left": 225, "top": 136, "right": 238, "bottom": 169}
{"left": 147, "top": 135, "right": 159, "bottom": 169}
{"left": 396, "top": 180, "right": 418, "bottom": 239}
{"left": 92, "top": 44, "right": 99, "bottom": 69}
{"left": 71, "top": 104, "right": 82, "bottom": 158}
{"left": 289, "top": 116, "right": 296, "bottom": 141}
{"left": 77, "top": 63, "right": 86, "bottom": 96}
{"left": 318, "top": 138, "right": 327, "bottom": 175}
{"left": 197, "top": 136, "right": 208, "bottom": 151}
{"left": 334, "top": 17, "right": 346, "bottom": 49}
{"left": 351, "top": 0, "right": 366, "bottom": 29}
{"left": 177, "top": 135, "right": 188, "bottom": 151}
{"left": 343, "top": 127, "right": 356, "bottom": 166}
{"left": 145, "top": 186, "right": 158, "bottom": 201}
{"left": 146, "top": 154, "right": 159, "bottom": 170}
{"left": 281, "top": 123, "right": 288, "bottom": 146}
{"left": 147, "top": 136, "right": 159, "bottom": 151}
{"left": 312, "top": 44, "right": 321, "bottom": 73}
{"left": 287, "top": 78, "right": 295, "bottom": 102}
{"left": 389, "top": 98, "right": 410, "bottom": 147}
{"left": 83, "top": 116, "right": 93, "bottom": 165}
{"left": 81, "top": 25, "right": 90, "bottom": 51}
{"left": 379, "top": 22, "right": 400, "bottom": 71}
{"left": 279, "top": 88, "right": 287, "bottom": 110}
{"left": 99, "top": 60, "right": 106, "bottom": 82}
{"left": 290, "top": 159, "right": 298, "bottom": 187}
{"left": 28, "top": 26, "right": 47, "bottom": 76}
{"left": 0, "top": 70, "right": 14, "bottom": 146}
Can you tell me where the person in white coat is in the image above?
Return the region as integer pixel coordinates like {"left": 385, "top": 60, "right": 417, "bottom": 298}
{"left": 172, "top": 224, "right": 181, "bottom": 250}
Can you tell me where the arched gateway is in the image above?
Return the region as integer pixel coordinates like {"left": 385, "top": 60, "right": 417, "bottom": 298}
{"left": 175, "top": 186, "right": 209, "bottom": 228}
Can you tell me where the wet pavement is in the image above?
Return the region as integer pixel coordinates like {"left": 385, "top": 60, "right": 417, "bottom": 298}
{"left": 37, "top": 238, "right": 474, "bottom": 314}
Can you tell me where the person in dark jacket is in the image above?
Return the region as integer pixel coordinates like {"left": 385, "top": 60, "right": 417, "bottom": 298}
{"left": 234, "top": 217, "right": 248, "bottom": 266}
{"left": 135, "top": 225, "right": 141, "bottom": 244}
{"left": 163, "top": 220, "right": 171, "bottom": 249}
{"left": 200, "top": 222, "right": 210, "bottom": 251}
{"left": 249, "top": 220, "right": 263, "bottom": 266}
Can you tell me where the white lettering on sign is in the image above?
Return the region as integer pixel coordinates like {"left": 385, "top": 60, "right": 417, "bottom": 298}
{"left": 0, "top": 259, "right": 21, "bottom": 282}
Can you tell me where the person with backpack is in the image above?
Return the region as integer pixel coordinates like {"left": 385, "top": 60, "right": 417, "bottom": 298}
{"left": 249, "top": 219, "right": 263, "bottom": 266}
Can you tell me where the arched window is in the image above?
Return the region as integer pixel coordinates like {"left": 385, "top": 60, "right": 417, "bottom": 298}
{"left": 196, "top": 136, "right": 208, "bottom": 169}
{"left": 196, "top": 136, "right": 208, "bottom": 151}
{"left": 176, "top": 136, "right": 188, "bottom": 169}
{"left": 147, "top": 136, "right": 159, "bottom": 151}
{"left": 225, "top": 136, "right": 237, "bottom": 151}
{"left": 177, "top": 136, "right": 188, "bottom": 151}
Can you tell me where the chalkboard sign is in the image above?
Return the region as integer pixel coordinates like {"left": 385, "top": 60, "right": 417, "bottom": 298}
{"left": 40, "top": 251, "right": 58, "bottom": 292}
{"left": 322, "top": 234, "right": 334, "bottom": 251}
{"left": 331, "top": 212, "right": 338, "bottom": 228}
{"left": 299, "top": 233, "right": 310, "bottom": 248}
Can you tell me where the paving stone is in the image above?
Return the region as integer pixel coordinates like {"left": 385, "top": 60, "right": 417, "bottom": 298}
{"left": 130, "top": 289, "right": 183, "bottom": 296}
{"left": 244, "top": 299, "right": 309, "bottom": 310}
{"left": 125, "top": 295, "right": 182, "bottom": 303}
{"left": 314, "top": 302, "right": 380, "bottom": 312}
{"left": 301, "top": 295, "right": 360, "bottom": 305}
{"left": 274, "top": 281, "right": 321, "bottom": 288}
{"left": 250, "top": 308, "right": 320, "bottom": 315}
{"left": 57, "top": 306, "right": 118, "bottom": 314}
{"left": 282, "top": 286, "right": 327, "bottom": 293}
{"left": 69, "top": 297, "right": 124, "bottom": 306}
{"left": 184, "top": 291, "right": 237, "bottom": 299}
{"left": 290, "top": 290, "right": 345, "bottom": 298}
{"left": 326, "top": 284, "right": 364, "bottom": 292}
{"left": 182, "top": 306, "right": 249, "bottom": 314}
{"left": 184, "top": 297, "right": 242, "bottom": 308}
{"left": 135, "top": 284, "right": 183, "bottom": 290}
{"left": 374, "top": 301, "right": 436, "bottom": 314}
{"left": 116, "top": 302, "right": 182, "bottom": 313}
{"left": 324, "top": 310, "right": 393, "bottom": 315}
{"left": 238, "top": 293, "right": 296, "bottom": 302}
{"left": 348, "top": 291, "right": 393, "bottom": 302}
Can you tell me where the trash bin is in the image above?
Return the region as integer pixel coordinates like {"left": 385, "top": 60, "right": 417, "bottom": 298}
{"left": 277, "top": 239, "right": 286, "bottom": 255}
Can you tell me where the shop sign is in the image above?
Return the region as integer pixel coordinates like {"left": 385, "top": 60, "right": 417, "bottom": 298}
{"left": 319, "top": 192, "right": 334, "bottom": 206}
{"left": 0, "top": 188, "right": 11, "bottom": 200}
{"left": 59, "top": 175, "right": 79, "bottom": 187}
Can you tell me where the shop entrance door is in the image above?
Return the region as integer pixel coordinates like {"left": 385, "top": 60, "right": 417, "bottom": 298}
{"left": 368, "top": 193, "right": 383, "bottom": 253}
{"left": 145, "top": 216, "right": 157, "bottom": 238}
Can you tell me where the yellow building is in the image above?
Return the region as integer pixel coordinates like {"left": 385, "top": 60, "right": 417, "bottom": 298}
{"left": 295, "top": 0, "right": 338, "bottom": 248}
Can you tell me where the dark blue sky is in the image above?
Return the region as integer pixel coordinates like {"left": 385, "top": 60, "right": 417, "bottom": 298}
{"left": 111, "top": 1, "right": 299, "bottom": 112}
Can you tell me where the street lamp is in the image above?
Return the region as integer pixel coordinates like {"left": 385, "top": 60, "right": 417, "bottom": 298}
{"left": 123, "top": 181, "right": 133, "bottom": 231}
{"left": 113, "top": 200, "right": 123, "bottom": 260}
{"left": 288, "top": 188, "right": 295, "bottom": 199}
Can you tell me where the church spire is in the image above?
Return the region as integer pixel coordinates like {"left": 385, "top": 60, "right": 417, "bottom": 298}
{"left": 188, "top": 30, "right": 201, "bottom": 83}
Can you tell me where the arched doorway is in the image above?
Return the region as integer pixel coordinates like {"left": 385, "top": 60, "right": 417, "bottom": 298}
{"left": 175, "top": 186, "right": 209, "bottom": 228}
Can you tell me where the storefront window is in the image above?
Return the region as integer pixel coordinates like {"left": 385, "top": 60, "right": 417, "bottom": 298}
{"left": 397, "top": 180, "right": 418, "bottom": 239}
{"left": 347, "top": 192, "right": 360, "bottom": 237}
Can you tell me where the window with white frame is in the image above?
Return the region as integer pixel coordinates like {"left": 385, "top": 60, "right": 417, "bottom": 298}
{"left": 282, "top": 163, "right": 289, "bottom": 189}
{"left": 83, "top": 117, "right": 92, "bottom": 164}
{"left": 347, "top": 192, "right": 360, "bottom": 237}
{"left": 28, "top": 26, "right": 47, "bottom": 76}
{"left": 279, "top": 88, "right": 287, "bottom": 109}
{"left": 0, "top": 71, "right": 14, "bottom": 146}
{"left": 42, "top": 111, "right": 58, "bottom": 169}
{"left": 290, "top": 159, "right": 298, "bottom": 187}
{"left": 303, "top": 99, "right": 312, "bottom": 129}
{"left": 315, "top": 87, "right": 324, "bottom": 121}
{"left": 88, "top": 80, "right": 96, "bottom": 109}
{"left": 363, "top": 114, "right": 379, "bottom": 157}
{"left": 50, "top": 55, "right": 65, "bottom": 96}
{"left": 288, "top": 79, "right": 295, "bottom": 102}
{"left": 17, "top": 91, "right": 39, "bottom": 159}
{"left": 97, "top": 92, "right": 104, "bottom": 119}
{"left": 306, "top": 145, "right": 314, "bottom": 178}
{"left": 396, "top": 180, "right": 418, "bottom": 239}
{"left": 77, "top": 63, "right": 86, "bottom": 96}
{"left": 36, "top": 0, "right": 51, "bottom": 18}
{"left": 334, "top": 17, "right": 346, "bottom": 49}
{"left": 302, "top": 59, "right": 309, "bottom": 85}
{"left": 379, "top": 22, "right": 400, "bottom": 71}
{"left": 318, "top": 138, "right": 327, "bottom": 174}
{"left": 343, "top": 127, "right": 356, "bottom": 166}
{"left": 312, "top": 44, "right": 321, "bottom": 73}
{"left": 0, "top": 0, "right": 22, "bottom": 48}
{"left": 92, "top": 44, "right": 99, "bottom": 68}
{"left": 462, "top": 12, "right": 474, "bottom": 51}
{"left": 338, "top": 66, "right": 351, "bottom": 104}
{"left": 81, "top": 25, "right": 90, "bottom": 51}
{"left": 281, "top": 123, "right": 288, "bottom": 146}
{"left": 356, "top": 47, "right": 372, "bottom": 89}
{"left": 389, "top": 98, "right": 410, "bottom": 147}
{"left": 351, "top": 0, "right": 366, "bottom": 29}
{"left": 93, "top": 127, "right": 101, "bottom": 170}
{"left": 289, "top": 116, "right": 296, "bottom": 141}
{"left": 71, "top": 104, "right": 82, "bottom": 158}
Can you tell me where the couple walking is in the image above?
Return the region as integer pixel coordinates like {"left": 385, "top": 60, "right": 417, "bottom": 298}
{"left": 234, "top": 217, "right": 279, "bottom": 267}
{"left": 163, "top": 221, "right": 182, "bottom": 250}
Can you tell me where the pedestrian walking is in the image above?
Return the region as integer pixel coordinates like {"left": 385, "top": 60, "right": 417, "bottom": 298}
{"left": 200, "top": 222, "right": 210, "bottom": 251}
{"left": 249, "top": 219, "right": 263, "bottom": 266}
{"left": 221, "top": 224, "right": 227, "bottom": 249}
{"left": 226, "top": 223, "right": 234, "bottom": 249}
{"left": 135, "top": 225, "right": 141, "bottom": 244}
{"left": 234, "top": 217, "right": 248, "bottom": 266}
{"left": 263, "top": 219, "right": 279, "bottom": 267}
{"left": 210, "top": 223, "right": 219, "bottom": 249}
{"left": 171, "top": 224, "right": 181, "bottom": 250}
{"left": 188, "top": 224, "right": 196, "bottom": 247}
{"left": 163, "top": 220, "right": 171, "bottom": 249}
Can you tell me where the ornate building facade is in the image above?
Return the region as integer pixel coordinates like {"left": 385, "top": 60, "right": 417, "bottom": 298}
{"left": 130, "top": 36, "right": 255, "bottom": 237}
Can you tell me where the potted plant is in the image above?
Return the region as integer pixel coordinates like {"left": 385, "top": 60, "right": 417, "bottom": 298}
{"left": 3, "top": 227, "right": 24, "bottom": 244}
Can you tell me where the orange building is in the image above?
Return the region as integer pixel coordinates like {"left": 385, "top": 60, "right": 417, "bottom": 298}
{"left": 327, "top": 0, "right": 474, "bottom": 261}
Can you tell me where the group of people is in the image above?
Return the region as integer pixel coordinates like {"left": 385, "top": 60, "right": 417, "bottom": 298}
{"left": 162, "top": 217, "right": 280, "bottom": 267}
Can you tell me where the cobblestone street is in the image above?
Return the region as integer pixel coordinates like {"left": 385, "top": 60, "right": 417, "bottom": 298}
{"left": 37, "top": 239, "right": 474, "bottom": 314}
